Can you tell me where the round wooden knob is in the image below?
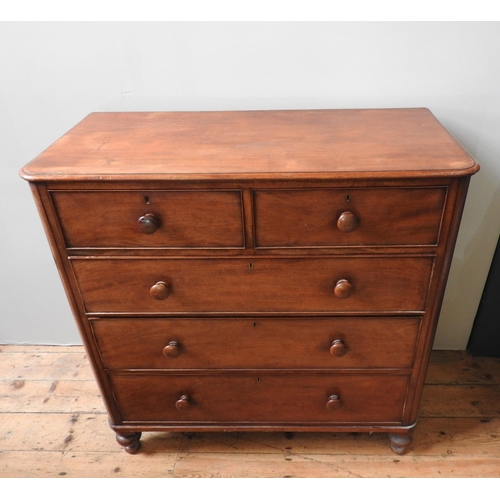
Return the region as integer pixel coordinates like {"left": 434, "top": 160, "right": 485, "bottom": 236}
{"left": 334, "top": 279, "right": 353, "bottom": 299}
{"left": 330, "top": 340, "right": 348, "bottom": 357}
{"left": 337, "top": 212, "right": 359, "bottom": 233}
{"left": 138, "top": 213, "right": 159, "bottom": 234}
{"left": 326, "top": 395, "right": 343, "bottom": 410}
{"left": 163, "top": 341, "right": 181, "bottom": 358}
{"left": 175, "top": 395, "right": 191, "bottom": 411}
{"left": 150, "top": 281, "right": 170, "bottom": 300}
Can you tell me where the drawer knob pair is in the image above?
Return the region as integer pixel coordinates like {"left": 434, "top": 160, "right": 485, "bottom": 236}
{"left": 337, "top": 211, "right": 359, "bottom": 233}
{"left": 138, "top": 213, "right": 160, "bottom": 234}
{"left": 175, "top": 394, "right": 342, "bottom": 412}
{"left": 150, "top": 281, "right": 171, "bottom": 300}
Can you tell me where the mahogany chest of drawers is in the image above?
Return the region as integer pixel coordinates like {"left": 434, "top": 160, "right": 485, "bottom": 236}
{"left": 20, "top": 109, "right": 479, "bottom": 454}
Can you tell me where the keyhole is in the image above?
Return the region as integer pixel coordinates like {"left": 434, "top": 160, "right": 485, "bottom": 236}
{"left": 256, "top": 377, "right": 260, "bottom": 382}
{"left": 346, "top": 194, "right": 351, "bottom": 203}
{"left": 144, "top": 196, "right": 150, "bottom": 205}
{"left": 249, "top": 262, "right": 253, "bottom": 269}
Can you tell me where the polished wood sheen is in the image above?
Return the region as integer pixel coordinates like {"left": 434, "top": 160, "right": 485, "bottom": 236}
{"left": 326, "top": 395, "right": 343, "bottom": 411}
{"left": 50, "top": 189, "right": 244, "bottom": 248}
{"left": 110, "top": 373, "right": 409, "bottom": 423}
{"left": 91, "top": 317, "right": 421, "bottom": 370}
{"left": 137, "top": 214, "right": 159, "bottom": 234}
{"left": 20, "top": 109, "right": 477, "bottom": 181}
{"left": 175, "top": 395, "right": 191, "bottom": 411}
{"left": 337, "top": 212, "right": 359, "bottom": 233}
{"left": 162, "top": 341, "right": 181, "bottom": 359}
{"left": 253, "top": 187, "right": 446, "bottom": 247}
{"left": 333, "top": 279, "right": 354, "bottom": 299}
{"left": 330, "top": 340, "right": 348, "bottom": 358}
{"left": 20, "top": 109, "right": 479, "bottom": 455}
{"left": 71, "top": 256, "right": 433, "bottom": 313}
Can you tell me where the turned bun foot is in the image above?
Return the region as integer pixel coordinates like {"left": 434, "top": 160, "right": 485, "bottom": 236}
{"left": 115, "top": 431, "right": 142, "bottom": 454}
{"left": 388, "top": 431, "right": 413, "bottom": 455}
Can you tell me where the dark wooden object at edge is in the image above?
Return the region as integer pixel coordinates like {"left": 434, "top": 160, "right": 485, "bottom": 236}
{"left": 468, "top": 234, "right": 500, "bottom": 357}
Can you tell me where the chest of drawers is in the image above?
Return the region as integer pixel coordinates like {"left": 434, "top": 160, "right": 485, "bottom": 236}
{"left": 20, "top": 109, "right": 479, "bottom": 454}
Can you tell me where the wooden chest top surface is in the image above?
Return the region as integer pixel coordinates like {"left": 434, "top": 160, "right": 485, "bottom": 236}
{"left": 20, "top": 108, "right": 478, "bottom": 182}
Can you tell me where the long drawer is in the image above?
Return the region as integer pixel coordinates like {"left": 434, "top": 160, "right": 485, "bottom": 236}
{"left": 72, "top": 256, "right": 434, "bottom": 313}
{"left": 92, "top": 317, "right": 421, "bottom": 370}
{"left": 50, "top": 189, "right": 245, "bottom": 248}
{"left": 110, "top": 373, "right": 409, "bottom": 424}
{"left": 253, "top": 187, "right": 446, "bottom": 247}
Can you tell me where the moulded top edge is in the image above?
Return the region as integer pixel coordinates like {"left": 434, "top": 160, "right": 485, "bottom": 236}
{"left": 20, "top": 164, "right": 480, "bottom": 183}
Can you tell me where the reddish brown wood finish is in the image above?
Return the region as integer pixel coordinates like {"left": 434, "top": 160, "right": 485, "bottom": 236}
{"left": 337, "top": 212, "right": 359, "bottom": 233}
{"left": 110, "top": 373, "right": 409, "bottom": 424}
{"left": 326, "top": 395, "right": 343, "bottom": 411}
{"left": 90, "top": 317, "right": 421, "bottom": 370}
{"left": 115, "top": 431, "right": 142, "bottom": 454}
{"left": 71, "top": 256, "right": 433, "bottom": 313}
{"left": 253, "top": 187, "right": 446, "bottom": 248}
{"left": 20, "top": 109, "right": 477, "bottom": 181}
{"left": 149, "top": 281, "right": 171, "bottom": 301}
{"left": 19, "top": 109, "right": 479, "bottom": 455}
{"left": 50, "top": 189, "right": 244, "bottom": 248}
{"left": 162, "top": 341, "right": 181, "bottom": 359}
{"left": 330, "top": 339, "right": 348, "bottom": 358}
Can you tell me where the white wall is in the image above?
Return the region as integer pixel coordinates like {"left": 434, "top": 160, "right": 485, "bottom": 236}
{"left": 1, "top": 21, "right": 499, "bottom": 347}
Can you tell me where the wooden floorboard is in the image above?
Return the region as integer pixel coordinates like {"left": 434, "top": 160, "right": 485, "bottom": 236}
{"left": 1, "top": 346, "right": 500, "bottom": 478}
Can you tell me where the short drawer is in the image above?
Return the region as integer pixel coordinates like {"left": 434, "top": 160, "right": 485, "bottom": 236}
{"left": 92, "top": 317, "right": 421, "bottom": 370}
{"left": 110, "top": 373, "right": 409, "bottom": 424}
{"left": 253, "top": 187, "right": 446, "bottom": 247}
{"left": 50, "top": 189, "right": 244, "bottom": 248}
{"left": 72, "top": 256, "right": 433, "bottom": 313}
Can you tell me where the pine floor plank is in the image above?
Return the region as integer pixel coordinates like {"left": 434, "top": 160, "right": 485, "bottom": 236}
{"left": 420, "top": 384, "right": 500, "bottom": 418}
{"left": 0, "top": 451, "right": 177, "bottom": 478}
{"left": 0, "top": 351, "right": 93, "bottom": 380}
{"left": 169, "top": 452, "right": 500, "bottom": 478}
{"left": 0, "top": 380, "right": 106, "bottom": 413}
{"left": 3, "top": 448, "right": 498, "bottom": 478}
{"left": 411, "top": 417, "right": 500, "bottom": 455}
{"left": 3, "top": 413, "right": 499, "bottom": 457}
{"left": 163, "top": 418, "right": 500, "bottom": 457}
{"left": 425, "top": 350, "right": 500, "bottom": 385}
{"left": 0, "top": 413, "right": 183, "bottom": 453}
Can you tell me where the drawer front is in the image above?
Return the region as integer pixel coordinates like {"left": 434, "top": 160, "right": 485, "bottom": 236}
{"left": 92, "top": 317, "right": 421, "bottom": 370}
{"left": 72, "top": 256, "right": 433, "bottom": 313}
{"left": 111, "top": 373, "right": 409, "bottom": 424}
{"left": 254, "top": 188, "right": 446, "bottom": 248}
{"left": 50, "top": 190, "right": 244, "bottom": 248}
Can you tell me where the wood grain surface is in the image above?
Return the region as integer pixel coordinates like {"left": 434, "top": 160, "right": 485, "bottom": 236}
{"left": 19, "top": 109, "right": 478, "bottom": 181}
